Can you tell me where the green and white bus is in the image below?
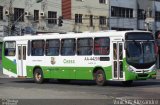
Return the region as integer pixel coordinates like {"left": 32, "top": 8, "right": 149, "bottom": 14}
{"left": 2, "top": 31, "right": 157, "bottom": 86}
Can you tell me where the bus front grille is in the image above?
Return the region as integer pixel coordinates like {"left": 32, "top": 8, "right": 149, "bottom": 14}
{"left": 137, "top": 74, "right": 149, "bottom": 77}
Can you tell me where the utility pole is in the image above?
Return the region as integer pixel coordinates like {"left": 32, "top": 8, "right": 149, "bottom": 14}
{"left": 8, "top": 0, "right": 13, "bottom": 36}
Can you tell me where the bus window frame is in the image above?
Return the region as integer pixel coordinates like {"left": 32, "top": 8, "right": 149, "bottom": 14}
{"left": 77, "top": 37, "right": 93, "bottom": 56}
{"left": 94, "top": 37, "right": 110, "bottom": 55}
{"left": 45, "top": 39, "right": 60, "bottom": 56}
{"left": 4, "top": 41, "right": 16, "bottom": 56}
{"left": 61, "top": 38, "right": 76, "bottom": 56}
{"left": 27, "top": 40, "right": 31, "bottom": 56}
{"left": 31, "top": 40, "right": 45, "bottom": 56}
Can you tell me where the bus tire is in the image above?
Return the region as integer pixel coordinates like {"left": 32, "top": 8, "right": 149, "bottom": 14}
{"left": 95, "top": 70, "right": 106, "bottom": 86}
{"left": 33, "top": 68, "right": 44, "bottom": 84}
{"left": 122, "top": 80, "right": 133, "bottom": 86}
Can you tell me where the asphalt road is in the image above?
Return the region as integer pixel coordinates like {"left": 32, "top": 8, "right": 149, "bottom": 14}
{"left": 0, "top": 78, "right": 160, "bottom": 105}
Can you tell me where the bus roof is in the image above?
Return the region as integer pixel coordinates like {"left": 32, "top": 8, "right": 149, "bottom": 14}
{"left": 3, "top": 30, "right": 152, "bottom": 41}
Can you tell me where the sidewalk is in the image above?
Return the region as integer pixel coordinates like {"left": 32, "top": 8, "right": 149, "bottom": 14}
{"left": 0, "top": 67, "right": 9, "bottom": 78}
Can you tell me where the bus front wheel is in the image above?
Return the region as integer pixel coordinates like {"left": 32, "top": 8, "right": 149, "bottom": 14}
{"left": 34, "top": 68, "right": 44, "bottom": 84}
{"left": 94, "top": 70, "right": 106, "bottom": 86}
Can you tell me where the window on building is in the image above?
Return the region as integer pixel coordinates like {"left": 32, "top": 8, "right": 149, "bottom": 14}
{"left": 111, "top": 27, "right": 133, "bottom": 31}
{"left": 48, "top": 11, "right": 57, "bottom": 24}
{"left": 99, "top": 16, "right": 106, "bottom": 25}
{"left": 46, "top": 39, "right": 60, "bottom": 56}
{"left": 61, "top": 39, "right": 75, "bottom": 56}
{"left": 138, "top": 9, "right": 146, "bottom": 20}
{"left": 5, "top": 41, "right": 16, "bottom": 56}
{"left": 34, "top": 10, "right": 39, "bottom": 21}
{"left": 77, "top": 38, "right": 93, "bottom": 55}
{"left": 90, "top": 15, "right": 93, "bottom": 26}
{"left": 31, "top": 40, "right": 44, "bottom": 56}
{"left": 156, "top": 11, "right": 160, "bottom": 22}
{"left": 0, "top": 6, "right": 3, "bottom": 20}
{"left": 129, "top": 9, "right": 133, "bottom": 18}
{"left": 99, "top": 0, "right": 106, "bottom": 4}
{"left": 75, "top": 14, "right": 82, "bottom": 23}
{"left": 111, "top": 6, "right": 133, "bottom": 18}
{"left": 94, "top": 37, "right": 110, "bottom": 55}
{"left": 14, "top": 8, "right": 24, "bottom": 22}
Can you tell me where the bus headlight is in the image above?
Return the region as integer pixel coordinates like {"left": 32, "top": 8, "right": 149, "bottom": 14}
{"left": 128, "top": 66, "right": 134, "bottom": 72}
{"left": 151, "top": 65, "right": 156, "bottom": 71}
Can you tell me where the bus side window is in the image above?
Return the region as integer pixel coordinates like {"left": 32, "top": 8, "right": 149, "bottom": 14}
{"left": 46, "top": 39, "right": 60, "bottom": 56}
{"left": 4, "top": 41, "right": 16, "bottom": 56}
{"left": 61, "top": 39, "right": 76, "bottom": 56}
{"left": 77, "top": 38, "right": 93, "bottom": 55}
{"left": 31, "top": 40, "right": 45, "bottom": 56}
{"left": 94, "top": 37, "right": 110, "bottom": 55}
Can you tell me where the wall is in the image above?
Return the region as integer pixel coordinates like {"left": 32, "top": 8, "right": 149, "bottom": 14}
{"left": 109, "top": 0, "right": 137, "bottom": 30}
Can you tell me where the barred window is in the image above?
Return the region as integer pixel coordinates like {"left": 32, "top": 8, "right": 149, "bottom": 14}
{"left": 14, "top": 8, "right": 24, "bottom": 22}
{"left": 99, "top": 0, "right": 106, "bottom": 4}
{"left": 0, "top": 6, "right": 3, "bottom": 20}
{"left": 111, "top": 6, "right": 133, "bottom": 18}
{"left": 48, "top": 11, "right": 57, "bottom": 24}
{"left": 99, "top": 16, "right": 106, "bottom": 25}
{"left": 75, "top": 14, "right": 82, "bottom": 23}
{"left": 34, "top": 10, "right": 39, "bottom": 21}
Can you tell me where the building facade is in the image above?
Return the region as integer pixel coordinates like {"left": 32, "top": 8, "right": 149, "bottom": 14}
{"left": 0, "top": 0, "right": 62, "bottom": 36}
{"left": 62, "top": 0, "right": 109, "bottom": 32}
{"left": 109, "top": 0, "right": 137, "bottom": 30}
{"left": 0, "top": 0, "right": 160, "bottom": 35}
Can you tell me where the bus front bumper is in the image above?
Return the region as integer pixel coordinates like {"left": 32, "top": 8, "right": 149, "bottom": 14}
{"left": 136, "top": 71, "right": 156, "bottom": 80}
{"left": 126, "top": 71, "right": 156, "bottom": 81}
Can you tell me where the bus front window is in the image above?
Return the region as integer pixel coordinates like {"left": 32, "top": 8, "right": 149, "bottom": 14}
{"left": 143, "top": 42, "right": 156, "bottom": 63}
{"left": 126, "top": 41, "right": 156, "bottom": 68}
{"left": 126, "top": 41, "right": 142, "bottom": 64}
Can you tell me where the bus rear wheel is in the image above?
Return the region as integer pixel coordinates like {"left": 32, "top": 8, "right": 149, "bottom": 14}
{"left": 94, "top": 70, "right": 106, "bottom": 86}
{"left": 34, "top": 68, "right": 44, "bottom": 84}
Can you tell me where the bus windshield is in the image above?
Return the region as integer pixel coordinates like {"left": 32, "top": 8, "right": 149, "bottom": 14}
{"left": 125, "top": 32, "right": 156, "bottom": 68}
{"left": 126, "top": 41, "right": 156, "bottom": 67}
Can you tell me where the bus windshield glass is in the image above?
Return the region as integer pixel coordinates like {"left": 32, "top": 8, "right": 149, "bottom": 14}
{"left": 125, "top": 32, "right": 156, "bottom": 68}
{"left": 126, "top": 41, "right": 156, "bottom": 64}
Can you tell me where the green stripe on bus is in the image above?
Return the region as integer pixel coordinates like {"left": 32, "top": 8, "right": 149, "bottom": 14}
{"left": 26, "top": 66, "right": 112, "bottom": 80}
{"left": 2, "top": 47, "right": 17, "bottom": 74}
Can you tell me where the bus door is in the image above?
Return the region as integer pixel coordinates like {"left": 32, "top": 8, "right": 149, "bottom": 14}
{"left": 112, "top": 42, "right": 124, "bottom": 80}
{"left": 17, "top": 45, "right": 27, "bottom": 77}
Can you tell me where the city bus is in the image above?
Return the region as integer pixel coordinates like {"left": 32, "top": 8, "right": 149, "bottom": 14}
{"left": 2, "top": 30, "right": 157, "bottom": 86}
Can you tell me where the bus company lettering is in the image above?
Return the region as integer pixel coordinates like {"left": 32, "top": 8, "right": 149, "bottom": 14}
{"left": 63, "top": 59, "right": 75, "bottom": 64}
{"left": 84, "top": 57, "right": 100, "bottom": 61}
